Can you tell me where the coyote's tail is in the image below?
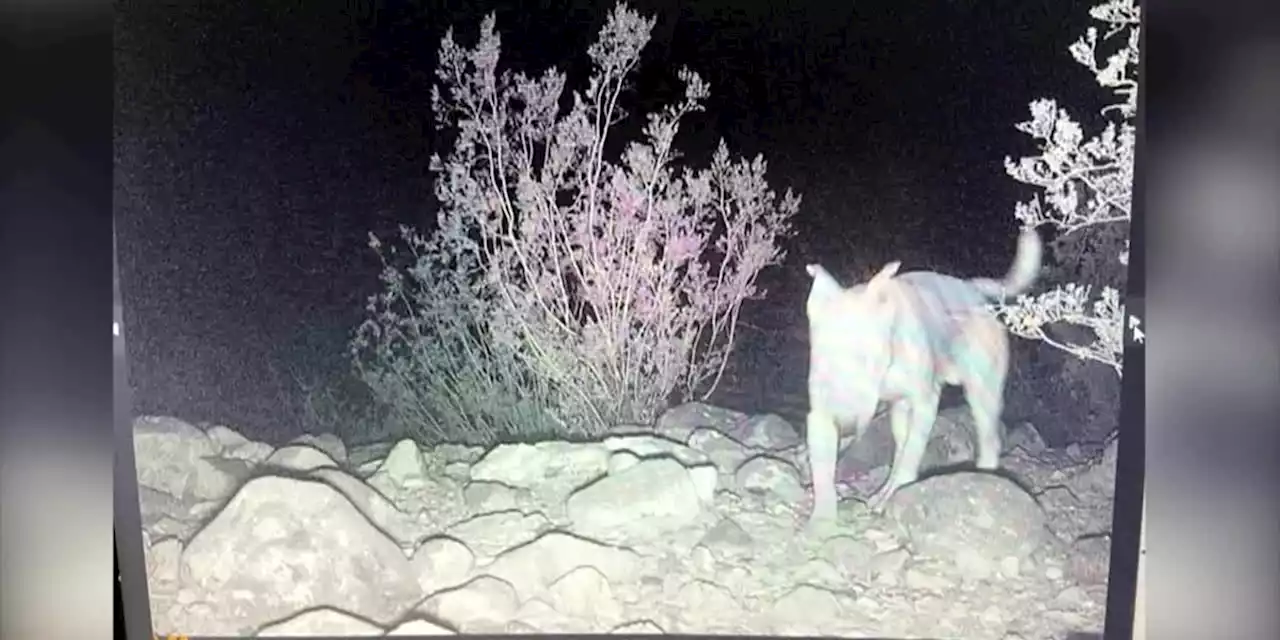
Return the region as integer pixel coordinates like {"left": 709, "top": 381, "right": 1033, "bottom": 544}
{"left": 970, "top": 227, "right": 1042, "bottom": 299}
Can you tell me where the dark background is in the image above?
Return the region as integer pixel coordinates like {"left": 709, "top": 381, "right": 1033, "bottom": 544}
{"left": 113, "top": 0, "right": 1113, "bottom": 446}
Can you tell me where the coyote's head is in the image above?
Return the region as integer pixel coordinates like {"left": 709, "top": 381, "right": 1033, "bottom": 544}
{"left": 804, "top": 261, "right": 902, "bottom": 428}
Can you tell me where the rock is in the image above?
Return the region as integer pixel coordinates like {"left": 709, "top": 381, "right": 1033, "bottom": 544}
{"left": 384, "top": 618, "right": 456, "bottom": 635}
{"left": 607, "top": 450, "right": 643, "bottom": 474}
{"left": 673, "top": 580, "right": 744, "bottom": 628}
{"left": 819, "top": 535, "right": 878, "bottom": 581}
{"left": 134, "top": 404, "right": 1111, "bottom": 639}
{"left": 263, "top": 444, "right": 340, "bottom": 472}
{"left": 734, "top": 413, "right": 802, "bottom": 451}
{"left": 202, "top": 424, "right": 247, "bottom": 450}
{"left": 546, "top": 565, "right": 623, "bottom": 626}
{"left": 444, "top": 510, "right": 550, "bottom": 560}
{"left": 699, "top": 517, "right": 754, "bottom": 553}
{"left": 686, "top": 426, "right": 752, "bottom": 476}
{"left": 1006, "top": 421, "right": 1048, "bottom": 455}
{"left": 290, "top": 432, "right": 348, "bottom": 465}
{"left": 565, "top": 457, "right": 705, "bottom": 541}
{"left": 734, "top": 454, "right": 805, "bottom": 503}
{"left": 431, "top": 443, "right": 485, "bottom": 466}
{"left": 137, "top": 486, "right": 190, "bottom": 535}
{"left": 178, "top": 475, "right": 421, "bottom": 636}
{"left": 145, "top": 537, "right": 183, "bottom": 588}
{"left": 611, "top": 620, "right": 666, "bottom": 634}
{"left": 132, "top": 416, "right": 241, "bottom": 502}
{"left": 347, "top": 442, "right": 396, "bottom": 469}
{"left": 410, "top": 536, "right": 475, "bottom": 595}
{"left": 469, "top": 442, "right": 609, "bottom": 491}
{"left": 887, "top": 472, "right": 1049, "bottom": 581}
{"left": 508, "top": 599, "right": 575, "bottom": 632}
{"left": 460, "top": 481, "right": 525, "bottom": 512}
{"left": 305, "top": 467, "right": 429, "bottom": 548}
{"left": 602, "top": 434, "right": 712, "bottom": 467}
{"left": 867, "top": 548, "right": 911, "bottom": 586}
{"left": 256, "top": 607, "right": 382, "bottom": 636}
{"left": 221, "top": 439, "right": 275, "bottom": 465}
{"left": 416, "top": 575, "right": 519, "bottom": 632}
{"left": 482, "top": 531, "right": 641, "bottom": 603}
{"left": 655, "top": 402, "right": 748, "bottom": 444}
{"left": 369, "top": 439, "right": 431, "bottom": 491}
{"left": 768, "top": 584, "right": 866, "bottom": 631}
{"left": 1067, "top": 536, "right": 1112, "bottom": 586}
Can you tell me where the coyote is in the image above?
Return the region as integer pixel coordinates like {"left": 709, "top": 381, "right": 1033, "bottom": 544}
{"left": 803, "top": 228, "right": 1042, "bottom": 525}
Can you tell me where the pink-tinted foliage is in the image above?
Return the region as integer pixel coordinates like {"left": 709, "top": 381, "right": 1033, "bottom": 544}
{"left": 353, "top": 2, "right": 798, "bottom": 443}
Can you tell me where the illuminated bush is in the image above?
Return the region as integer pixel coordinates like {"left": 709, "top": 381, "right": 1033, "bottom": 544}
{"left": 992, "top": 0, "right": 1141, "bottom": 378}
{"left": 352, "top": 3, "right": 798, "bottom": 444}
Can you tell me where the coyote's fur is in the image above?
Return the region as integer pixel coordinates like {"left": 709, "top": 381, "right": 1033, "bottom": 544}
{"left": 803, "top": 228, "right": 1042, "bottom": 524}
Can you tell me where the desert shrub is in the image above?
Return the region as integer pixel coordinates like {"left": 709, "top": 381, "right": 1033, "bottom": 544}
{"left": 992, "top": 0, "right": 1142, "bottom": 379}
{"left": 351, "top": 3, "right": 798, "bottom": 446}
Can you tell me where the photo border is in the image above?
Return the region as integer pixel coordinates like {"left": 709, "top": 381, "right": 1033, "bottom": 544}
{"left": 0, "top": 2, "right": 118, "bottom": 638}
{"left": 1100, "top": 4, "right": 1149, "bottom": 638}
{"left": 115, "top": 219, "right": 155, "bottom": 640}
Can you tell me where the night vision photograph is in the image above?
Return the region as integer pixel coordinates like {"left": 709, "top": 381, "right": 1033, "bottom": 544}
{"left": 114, "top": 0, "right": 1142, "bottom": 637}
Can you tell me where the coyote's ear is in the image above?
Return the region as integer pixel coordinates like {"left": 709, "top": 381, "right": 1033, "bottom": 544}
{"left": 806, "top": 263, "right": 842, "bottom": 307}
{"left": 867, "top": 261, "right": 900, "bottom": 287}
{"left": 863, "top": 261, "right": 901, "bottom": 303}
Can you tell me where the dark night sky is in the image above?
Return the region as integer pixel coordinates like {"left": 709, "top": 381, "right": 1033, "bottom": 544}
{"left": 114, "top": 0, "right": 1102, "bottom": 442}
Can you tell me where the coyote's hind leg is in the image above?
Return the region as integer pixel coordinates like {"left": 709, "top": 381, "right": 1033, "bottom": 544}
{"left": 866, "top": 394, "right": 940, "bottom": 513}
{"left": 956, "top": 316, "right": 1011, "bottom": 470}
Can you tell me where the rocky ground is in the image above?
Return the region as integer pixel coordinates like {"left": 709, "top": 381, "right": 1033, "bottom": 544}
{"left": 132, "top": 398, "right": 1118, "bottom": 639}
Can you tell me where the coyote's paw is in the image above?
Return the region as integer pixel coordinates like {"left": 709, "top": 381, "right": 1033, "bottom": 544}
{"left": 804, "top": 509, "right": 841, "bottom": 538}
{"left": 864, "top": 483, "right": 897, "bottom": 515}
{"left": 806, "top": 493, "right": 839, "bottom": 526}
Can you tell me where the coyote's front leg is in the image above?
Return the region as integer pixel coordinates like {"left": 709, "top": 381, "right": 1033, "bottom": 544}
{"left": 805, "top": 408, "right": 841, "bottom": 528}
